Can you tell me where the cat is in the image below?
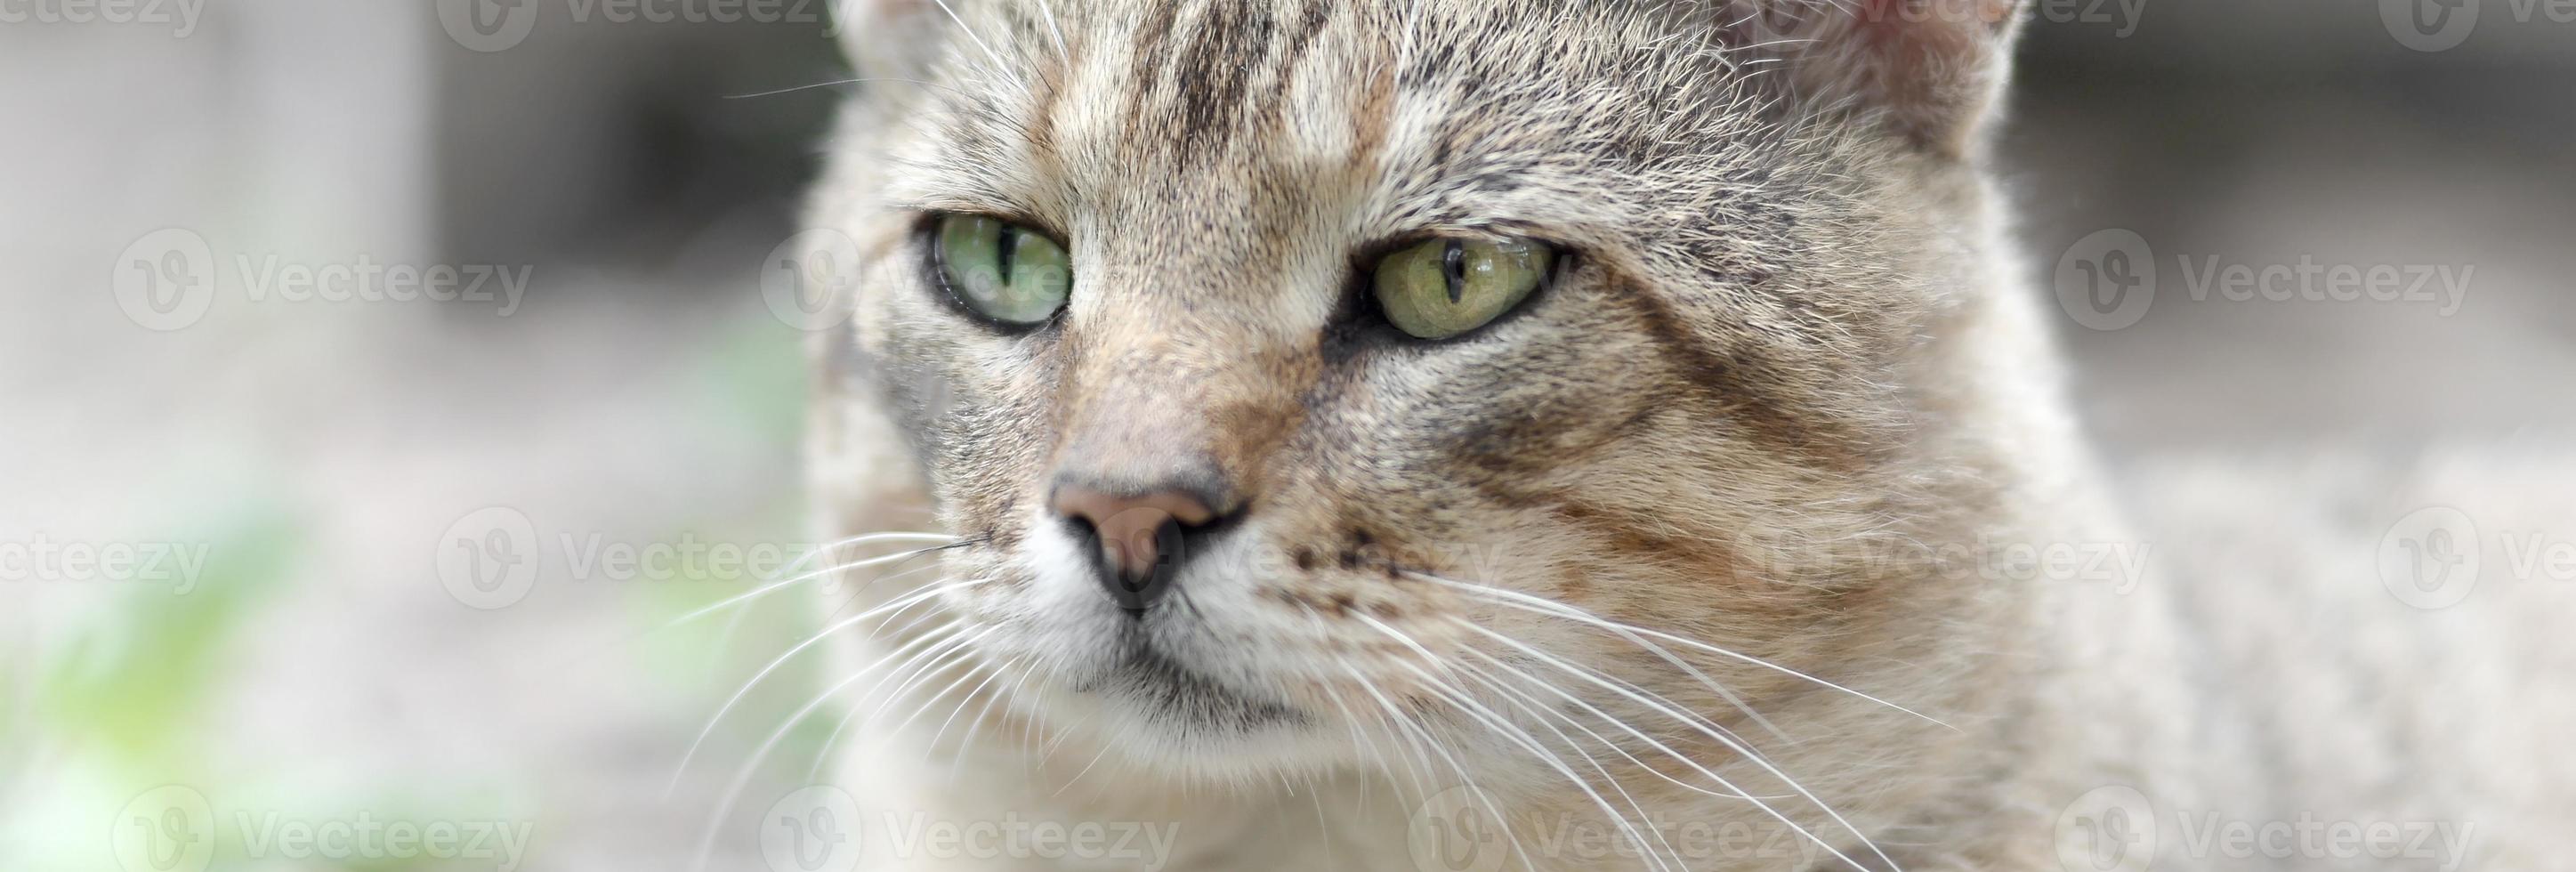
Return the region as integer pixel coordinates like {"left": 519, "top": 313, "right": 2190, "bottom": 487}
{"left": 789, "top": 1, "right": 2562, "bottom": 869}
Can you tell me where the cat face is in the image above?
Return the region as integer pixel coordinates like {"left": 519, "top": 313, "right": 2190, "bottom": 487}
{"left": 809, "top": 0, "right": 2034, "bottom": 785}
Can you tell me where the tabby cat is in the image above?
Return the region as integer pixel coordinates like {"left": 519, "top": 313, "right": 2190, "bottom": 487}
{"left": 788, "top": 1, "right": 2554, "bottom": 869}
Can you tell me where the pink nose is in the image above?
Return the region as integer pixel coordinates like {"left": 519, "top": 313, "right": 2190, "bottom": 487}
{"left": 1050, "top": 484, "right": 1217, "bottom": 610}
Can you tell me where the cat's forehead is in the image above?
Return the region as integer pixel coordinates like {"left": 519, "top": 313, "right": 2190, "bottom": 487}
{"left": 884, "top": 0, "right": 1768, "bottom": 236}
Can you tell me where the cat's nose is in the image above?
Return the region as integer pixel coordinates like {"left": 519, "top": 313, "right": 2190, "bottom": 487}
{"left": 1049, "top": 478, "right": 1227, "bottom": 615}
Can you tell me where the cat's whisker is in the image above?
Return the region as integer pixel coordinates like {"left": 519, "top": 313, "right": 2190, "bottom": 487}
{"left": 1430, "top": 569, "right": 1790, "bottom": 746}
{"left": 1410, "top": 569, "right": 1789, "bottom": 741}
{"left": 720, "top": 559, "right": 944, "bottom": 665}
{"left": 1031, "top": 0, "right": 1069, "bottom": 58}
{"left": 665, "top": 577, "right": 974, "bottom": 796}
{"left": 1358, "top": 615, "right": 1679, "bottom": 872}
{"left": 1455, "top": 641, "right": 1851, "bottom": 870}
{"left": 924, "top": 0, "right": 1032, "bottom": 99}
{"left": 803, "top": 621, "right": 999, "bottom": 780}
{"left": 922, "top": 656, "right": 1011, "bottom": 753}
{"left": 684, "top": 618, "right": 965, "bottom": 872}
{"left": 1458, "top": 618, "right": 1898, "bottom": 872}
{"left": 1459, "top": 645, "right": 1789, "bottom": 805}
{"left": 1291, "top": 604, "right": 1435, "bottom": 802}
{"left": 658, "top": 533, "right": 963, "bottom": 631}
{"left": 868, "top": 627, "right": 998, "bottom": 739}
{"left": 1435, "top": 589, "right": 1774, "bottom": 762}
{"left": 798, "top": 618, "right": 988, "bottom": 779}
{"left": 942, "top": 656, "right": 1030, "bottom": 787}
{"left": 1413, "top": 569, "right": 1950, "bottom": 730}
{"left": 1048, "top": 733, "right": 1121, "bottom": 799}
{"left": 1333, "top": 651, "right": 1539, "bottom": 872}
{"left": 723, "top": 76, "right": 984, "bottom": 102}
{"left": 814, "top": 560, "right": 949, "bottom": 629}
{"left": 1450, "top": 658, "right": 1694, "bottom": 872}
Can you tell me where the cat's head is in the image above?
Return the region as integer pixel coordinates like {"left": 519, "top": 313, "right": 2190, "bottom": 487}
{"left": 807, "top": 0, "right": 2050, "bottom": 787}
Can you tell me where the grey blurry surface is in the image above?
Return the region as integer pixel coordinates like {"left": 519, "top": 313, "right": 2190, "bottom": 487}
{"left": 2, "top": 1, "right": 2569, "bottom": 869}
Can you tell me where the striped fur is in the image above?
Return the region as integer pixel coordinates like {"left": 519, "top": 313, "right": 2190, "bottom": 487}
{"left": 790, "top": 2, "right": 2541, "bottom": 870}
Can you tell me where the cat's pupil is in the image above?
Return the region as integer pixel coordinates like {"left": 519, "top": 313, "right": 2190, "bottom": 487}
{"left": 1441, "top": 240, "right": 1467, "bottom": 303}
{"left": 996, "top": 226, "right": 1022, "bottom": 288}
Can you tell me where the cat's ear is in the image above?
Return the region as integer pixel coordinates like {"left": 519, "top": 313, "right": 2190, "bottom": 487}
{"left": 1726, "top": 0, "right": 2029, "bottom": 157}
{"left": 828, "top": 0, "right": 951, "bottom": 82}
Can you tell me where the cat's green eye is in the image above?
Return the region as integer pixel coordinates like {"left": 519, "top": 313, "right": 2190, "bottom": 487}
{"left": 934, "top": 214, "right": 1072, "bottom": 327}
{"left": 1371, "top": 237, "right": 1555, "bottom": 340}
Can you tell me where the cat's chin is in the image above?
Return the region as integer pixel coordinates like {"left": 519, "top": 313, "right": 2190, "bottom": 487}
{"left": 1039, "top": 650, "right": 1366, "bottom": 781}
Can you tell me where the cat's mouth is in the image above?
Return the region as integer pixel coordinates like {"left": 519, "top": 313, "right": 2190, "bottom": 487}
{"left": 1072, "top": 626, "right": 1305, "bottom": 732}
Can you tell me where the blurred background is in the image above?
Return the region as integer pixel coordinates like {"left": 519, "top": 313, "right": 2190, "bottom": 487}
{"left": 2, "top": 0, "right": 2569, "bottom": 869}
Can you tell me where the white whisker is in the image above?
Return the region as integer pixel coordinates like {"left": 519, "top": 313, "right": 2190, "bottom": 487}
{"left": 1416, "top": 570, "right": 1948, "bottom": 730}
{"left": 661, "top": 533, "right": 960, "bottom": 631}
{"left": 685, "top": 621, "right": 966, "bottom": 872}
{"left": 1359, "top": 615, "right": 1679, "bottom": 872}
{"left": 1459, "top": 618, "right": 1898, "bottom": 872}
{"left": 665, "top": 577, "right": 973, "bottom": 795}
{"left": 1335, "top": 653, "right": 1538, "bottom": 872}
